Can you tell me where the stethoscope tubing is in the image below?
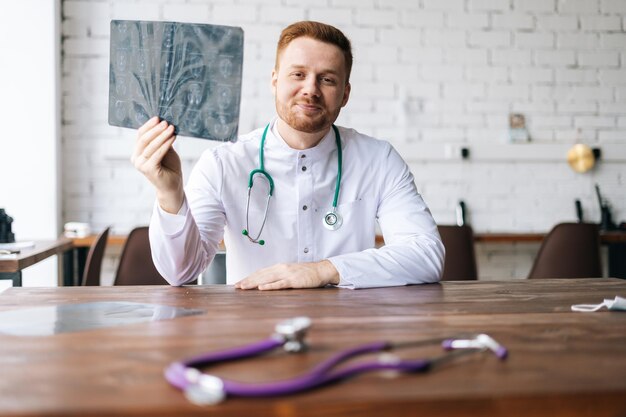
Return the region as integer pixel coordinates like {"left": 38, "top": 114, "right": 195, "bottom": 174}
{"left": 244, "top": 185, "right": 271, "bottom": 244}
{"left": 330, "top": 124, "right": 342, "bottom": 209}
{"left": 223, "top": 343, "right": 431, "bottom": 397}
{"left": 165, "top": 340, "right": 432, "bottom": 398}
{"left": 165, "top": 337, "right": 283, "bottom": 390}
{"left": 165, "top": 317, "right": 508, "bottom": 403}
{"left": 243, "top": 123, "right": 343, "bottom": 243}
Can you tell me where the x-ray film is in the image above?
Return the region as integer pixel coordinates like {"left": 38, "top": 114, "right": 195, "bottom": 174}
{"left": 108, "top": 20, "right": 244, "bottom": 141}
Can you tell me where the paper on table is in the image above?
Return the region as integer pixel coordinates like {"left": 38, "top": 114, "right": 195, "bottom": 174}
{"left": 0, "top": 241, "right": 35, "bottom": 250}
{"left": 571, "top": 296, "right": 626, "bottom": 312}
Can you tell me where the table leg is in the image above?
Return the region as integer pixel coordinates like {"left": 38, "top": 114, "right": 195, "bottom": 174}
{"left": 63, "top": 249, "right": 75, "bottom": 286}
{"left": 0, "top": 271, "right": 22, "bottom": 287}
{"left": 77, "top": 247, "right": 88, "bottom": 285}
{"left": 608, "top": 243, "right": 626, "bottom": 279}
{"left": 61, "top": 247, "right": 89, "bottom": 286}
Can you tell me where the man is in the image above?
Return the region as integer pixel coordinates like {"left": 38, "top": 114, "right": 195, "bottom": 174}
{"left": 132, "top": 21, "right": 444, "bottom": 290}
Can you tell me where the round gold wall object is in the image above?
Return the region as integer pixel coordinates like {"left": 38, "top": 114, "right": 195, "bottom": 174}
{"left": 567, "top": 144, "right": 595, "bottom": 173}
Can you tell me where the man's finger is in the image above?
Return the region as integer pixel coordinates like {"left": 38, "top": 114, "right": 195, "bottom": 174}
{"left": 133, "top": 121, "right": 167, "bottom": 164}
{"left": 236, "top": 271, "right": 276, "bottom": 290}
{"left": 137, "top": 120, "right": 169, "bottom": 152}
{"left": 258, "top": 280, "right": 290, "bottom": 291}
{"left": 138, "top": 116, "right": 160, "bottom": 136}
{"left": 143, "top": 124, "right": 175, "bottom": 161}
{"left": 236, "top": 278, "right": 260, "bottom": 290}
{"left": 148, "top": 136, "right": 176, "bottom": 167}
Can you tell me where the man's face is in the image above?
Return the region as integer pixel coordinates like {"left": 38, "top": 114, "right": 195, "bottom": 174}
{"left": 272, "top": 37, "right": 351, "bottom": 134}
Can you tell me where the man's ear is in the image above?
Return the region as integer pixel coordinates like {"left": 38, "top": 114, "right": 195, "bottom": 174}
{"left": 271, "top": 68, "right": 278, "bottom": 96}
{"left": 341, "top": 82, "right": 351, "bottom": 107}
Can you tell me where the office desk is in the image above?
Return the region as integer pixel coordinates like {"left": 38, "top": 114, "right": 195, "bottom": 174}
{"left": 471, "top": 232, "right": 626, "bottom": 278}
{"left": 1, "top": 279, "right": 625, "bottom": 417}
{"left": 73, "top": 231, "right": 626, "bottom": 248}
{"left": 72, "top": 231, "right": 626, "bottom": 282}
{"left": 0, "top": 238, "right": 73, "bottom": 286}
{"left": 473, "top": 231, "right": 626, "bottom": 243}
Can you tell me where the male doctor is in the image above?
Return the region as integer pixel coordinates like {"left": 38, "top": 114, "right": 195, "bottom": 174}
{"left": 132, "top": 21, "right": 444, "bottom": 290}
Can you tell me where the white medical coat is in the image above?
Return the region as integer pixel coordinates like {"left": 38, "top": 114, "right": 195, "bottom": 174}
{"left": 149, "top": 119, "right": 444, "bottom": 289}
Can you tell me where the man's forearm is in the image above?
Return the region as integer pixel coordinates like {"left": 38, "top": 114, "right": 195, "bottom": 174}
{"left": 157, "top": 187, "right": 185, "bottom": 215}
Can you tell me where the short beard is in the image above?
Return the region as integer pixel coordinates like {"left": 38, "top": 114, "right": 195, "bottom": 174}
{"left": 275, "top": 99, "right": 339, "bottom": 134}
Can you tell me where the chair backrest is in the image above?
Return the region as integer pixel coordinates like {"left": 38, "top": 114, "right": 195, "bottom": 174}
{"left": 114, "top": 227, "right": 168, "bottom": 285}
{"left": 438, "top": 225, "right": 478, "bottom": 281}
{"left": 81, "top": 227, "right": 110, "bottom": 286}
{"left": 528, "top": 222, "right": 602, "bottom": 279}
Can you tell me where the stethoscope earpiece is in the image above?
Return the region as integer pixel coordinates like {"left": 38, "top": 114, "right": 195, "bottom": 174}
{"left": 244, "top": 123, "right": 343, "bottom": 245}
{"left": 242, "top": 229, "right": 265, "bottom": 245}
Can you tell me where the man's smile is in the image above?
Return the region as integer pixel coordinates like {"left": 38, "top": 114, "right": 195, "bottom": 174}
{"left": 295, "top": 102, "right": 323, "bottom": 113}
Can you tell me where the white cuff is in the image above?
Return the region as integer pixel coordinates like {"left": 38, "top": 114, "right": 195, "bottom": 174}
{"left": 155, "top": 198, "right": 189, "bottom": 236}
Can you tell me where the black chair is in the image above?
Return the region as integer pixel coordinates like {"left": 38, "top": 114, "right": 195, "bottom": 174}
{"left": 528, "top": 223, "right": 602, "bottom": 279}
{"left": 114, "top": 227, "right": 168, "bottom": 285}
{"left": 81, "top": 227, "right": 110, "bottom": 286}
{"left": 438, "top": 225, "right": 478, "bottom": 281}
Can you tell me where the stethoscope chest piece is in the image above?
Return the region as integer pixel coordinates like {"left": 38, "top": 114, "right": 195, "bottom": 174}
{"left": 323, "top": 209, "right": 342, "bottom": 231}
{"left": 184, "top": 372, "right": 225, "bottom": 406}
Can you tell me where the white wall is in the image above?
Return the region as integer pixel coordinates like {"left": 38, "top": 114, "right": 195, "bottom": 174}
{"left": 60, "top": 0, "right": 626, "bottom": 281}
{"left": 0, "top": 0, "right": 61, "bottom": 287}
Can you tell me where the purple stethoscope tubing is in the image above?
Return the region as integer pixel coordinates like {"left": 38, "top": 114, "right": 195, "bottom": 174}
{"left": 164, "top": 317, "right": 508, "bottom": 403}
{"left": 165, "top": 339, "right": 431, "bottom": 398}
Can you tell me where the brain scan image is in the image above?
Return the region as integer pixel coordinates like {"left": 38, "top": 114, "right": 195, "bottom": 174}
{"left": 108, "top": 20, "right": 243, "bottom": 142}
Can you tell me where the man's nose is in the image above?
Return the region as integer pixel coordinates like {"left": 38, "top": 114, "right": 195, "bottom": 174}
{"left": 301, "top": 76, "right": 320, "bottom": 96}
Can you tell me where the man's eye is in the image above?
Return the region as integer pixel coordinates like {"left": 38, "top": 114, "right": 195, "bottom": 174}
{"left": 321, "top": 77, "right": 336, "bottom": 85}
{"left": 292, "top": 72, "right": 304, "bottom": 78}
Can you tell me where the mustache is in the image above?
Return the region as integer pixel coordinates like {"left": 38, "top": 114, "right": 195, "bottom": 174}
{"left": 296, "top": 98, "right": 322, "bottom": 106}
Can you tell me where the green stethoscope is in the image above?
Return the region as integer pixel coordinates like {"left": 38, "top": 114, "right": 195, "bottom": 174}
{"left": 242, "top": 123, "right": 343, "bottom": 245}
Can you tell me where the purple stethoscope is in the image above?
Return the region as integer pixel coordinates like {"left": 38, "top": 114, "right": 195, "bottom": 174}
{"left": 165, "top": 317, "right": 508, "bottom": 406}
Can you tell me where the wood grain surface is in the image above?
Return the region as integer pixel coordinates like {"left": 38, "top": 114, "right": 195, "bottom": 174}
{"left": 0, "top": 279, "right": 625, "bottom": 417}
{"left": 0, "top": 239, "right": 73, "bottom": 273}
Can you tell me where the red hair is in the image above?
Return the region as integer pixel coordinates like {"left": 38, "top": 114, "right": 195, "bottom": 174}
{"left": 275, "top": 21, "right": 353, "bottom": 83}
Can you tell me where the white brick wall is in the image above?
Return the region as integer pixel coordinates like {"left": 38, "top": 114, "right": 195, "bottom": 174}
{"left": 61, "top": 0, "right": 626, "bottom": 282}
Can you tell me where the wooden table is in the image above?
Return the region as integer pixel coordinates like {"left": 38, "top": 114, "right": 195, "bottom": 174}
{"left": 0, "top": 238, "right": 73, "bottom": 286}
{"left": 0, "top": 279, "right": 625, "bottom": 416}
{"left": 72, "top": 231, "right": 626, "bottom": 282}
{"left": 72, "top": 231, "right": 626, "bottom": 248}
{"left": 473, "top": 231, "right": 626, "bottom": 244}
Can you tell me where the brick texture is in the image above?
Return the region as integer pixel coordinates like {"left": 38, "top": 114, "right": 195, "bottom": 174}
{"left": 61, "top": 0, "right": 625, "bottom": 282}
